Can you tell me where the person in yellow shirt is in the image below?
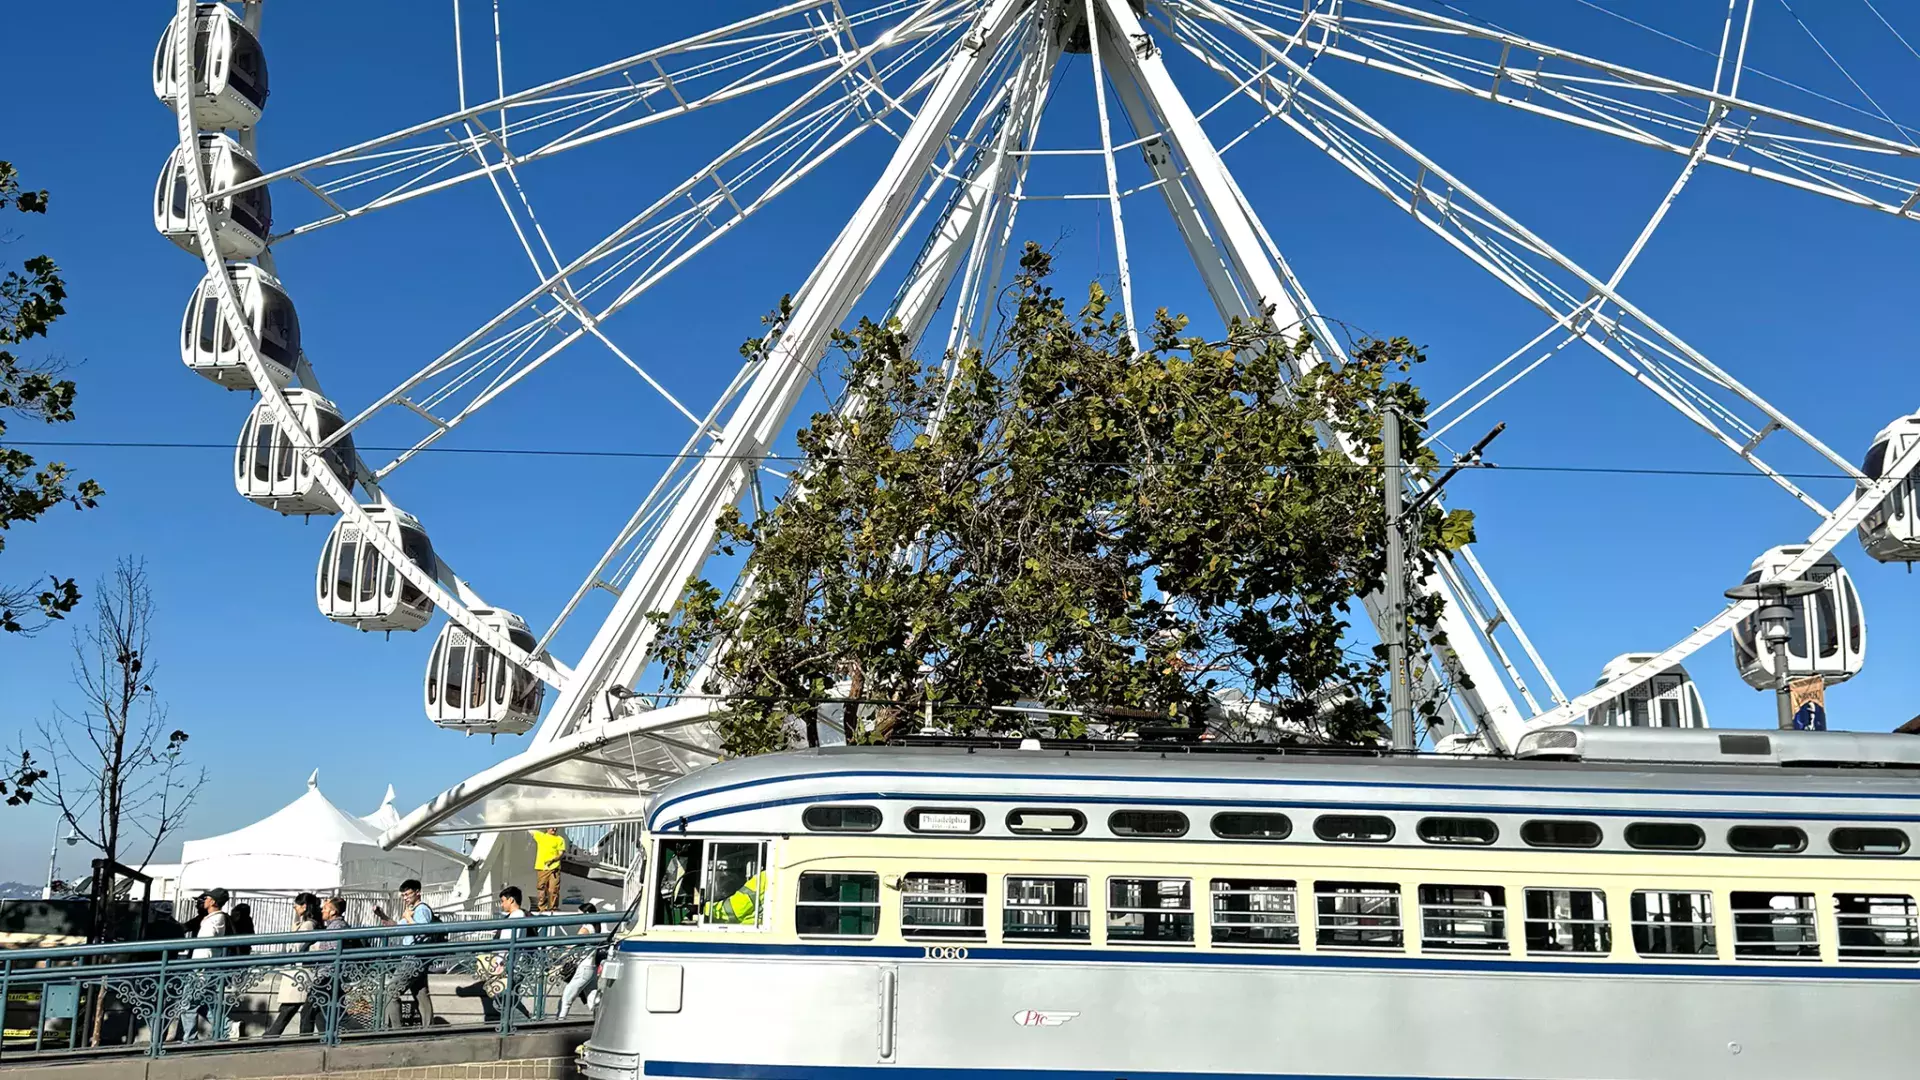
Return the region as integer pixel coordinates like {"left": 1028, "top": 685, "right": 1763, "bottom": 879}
{"left": 703, "top": 871, "right": 766, "bottom": 924}
{"left": 532, "top": 829, "right": 567, "bottom": 912}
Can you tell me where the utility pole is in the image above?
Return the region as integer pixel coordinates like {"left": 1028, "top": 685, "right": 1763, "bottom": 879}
{"left": 1384, "top": 409, "right": 1413, "bottom": 752}
{"left": 1385, "top": 415, "right": 1505, "bottom": 753}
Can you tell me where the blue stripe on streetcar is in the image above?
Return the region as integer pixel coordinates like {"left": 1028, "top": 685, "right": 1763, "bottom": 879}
{"left": 646, "top": 767, "right": 1920, "bottom": 830}
{"left": 650, "top": 788, "right": 1920, "bottom": 832}
{"left": 645, "top": 1063, "right": 1542, "bottom": 1080}
{"left": 614, "top": 937, "right": 1920, "bottom": 981}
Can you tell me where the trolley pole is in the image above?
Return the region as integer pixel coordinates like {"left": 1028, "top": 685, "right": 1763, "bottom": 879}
{"left": 1384, "top": 409, "right": 1414, "bottom": 752}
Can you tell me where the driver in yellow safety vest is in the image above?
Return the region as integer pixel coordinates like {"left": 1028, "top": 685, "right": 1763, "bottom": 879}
{"left": 703, "top": 871, "right": 766, "bottom": 924}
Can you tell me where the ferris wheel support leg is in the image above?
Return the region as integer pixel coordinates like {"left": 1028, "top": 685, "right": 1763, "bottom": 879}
{"left": 1095, "top": 0, "right": 1523, "bottom": 747}
{"left": 516, "top": 0, "right": 1031, "bottom": 755}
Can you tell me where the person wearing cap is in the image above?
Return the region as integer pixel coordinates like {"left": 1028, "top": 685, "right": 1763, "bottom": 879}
{"left": 174, "top": 889, "right": 231, "bottom": 1041}
{"left": 190, "top": 888, "right": 230, "bottom": 959}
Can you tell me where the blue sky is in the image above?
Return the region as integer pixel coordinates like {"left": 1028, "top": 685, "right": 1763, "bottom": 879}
{"left": 3, "top": 1, "right": 1920, "bottom": 882}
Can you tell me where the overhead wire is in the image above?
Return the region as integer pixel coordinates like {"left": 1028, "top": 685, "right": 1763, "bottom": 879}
{"left": 0, "top": 438, "right": 1878, "bottom": 482}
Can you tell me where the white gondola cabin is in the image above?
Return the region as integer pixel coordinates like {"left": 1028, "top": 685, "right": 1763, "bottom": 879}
{"left": 1585, "top": 654, "right": 1708, "bottom": 729}
{"left": 152, "top": 4, "right": 269, "bottom": 130}
{"left": 181, "top": 263, "right": 298, "bottom": 390}
{"left": 1733, "top": 547, "right": 1865, "bottom": 689}
{"left": 316, "top": 506, "right": 437, "bottom": 633}
{"left": 1858, "top": 414, "right": 1920, "bottom": 563}
{"left": 235, "top": 389, "right": 356, "bottom": 516}
{"left": 424, "top": 609, "right": 545, "bottom": 735}
{"left": 154, "top": 134, "right": 271, "bottom": 259}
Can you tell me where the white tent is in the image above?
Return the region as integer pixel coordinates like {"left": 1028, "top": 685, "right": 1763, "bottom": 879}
{"left": 360, "top": 785, "right": 401, "bottom": 833}
{"left": 177, "top": 772, "right": 469, "bottom": 900}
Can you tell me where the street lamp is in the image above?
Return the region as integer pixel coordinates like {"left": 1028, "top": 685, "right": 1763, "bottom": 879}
{"left": 43, "top": 825, "right": 80, "bottom": 900}
{"left": 1724, "top": 577, "right": 1824, "bottom": 730}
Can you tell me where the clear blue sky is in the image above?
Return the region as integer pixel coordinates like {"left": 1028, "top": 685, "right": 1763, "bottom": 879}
{"left": 3, "top": 1, "right": 1920, "bottom": 882}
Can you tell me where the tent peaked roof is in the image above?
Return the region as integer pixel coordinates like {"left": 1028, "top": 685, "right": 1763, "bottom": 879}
{"left": 188, "top": 778, "right": 387, "bottom": 860}
{"left": 360, "top": 784, "right": 401, "bottom": 832}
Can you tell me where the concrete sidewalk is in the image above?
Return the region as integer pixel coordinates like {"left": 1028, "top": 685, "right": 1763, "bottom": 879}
{"left": 3, "top": 1024, "right": 589, "bottom": 1080}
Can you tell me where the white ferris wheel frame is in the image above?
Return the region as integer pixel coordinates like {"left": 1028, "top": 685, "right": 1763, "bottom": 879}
{"left": 165, "top": 0, "right": 1920, "bottom": 865}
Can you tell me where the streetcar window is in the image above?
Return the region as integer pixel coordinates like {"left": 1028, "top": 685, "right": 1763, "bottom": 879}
{"left": 1523, "top": 888, "right": 1610, "bottom": 955}
{"left": 905, "top": 807, "right": 983, "bottom": 834}
{"left": 1210, "top": 879, "right": 1298, "bottom": 948}
{"left": 1835, "top": 893, "right": 1920, "bottom": 961}
{"left": 794, "top": 872, "right": 879, "bottom": 937}
{"left": 901, "top": 873, "right": 986, "bottom": 940}
{"left": 1419, "top": 885, "right": 1506, "bottom": 953}
{"left": 1106, "top": 878, "right": 1193, "bottom": 945}
{"left": 1314, "top": 882, "right": 1402, "bottom": 950}
{"left": 1831, "top": 827, "right": 1910, "bottom": 856}
{"left": 1630, "top": 890, "right": 1716, "bottom": 958}
{"left": 1007, "top": 808, "right": 1085, "bottom": 836}
{"left": 1313, "top": 814, "right": 1394, "bottom": 844}
{"left": 651, "top": 839, "right": 703, "bottom": 928}
{"left": 1520, "top": 819, "right": 1602, "bottom": 849}
{"left": 1730, "top": 891, "right": 1818, "bottom": 960}
{"left": 1108, "top": 810, "right": 1188, "bottom": 838}
{"left": 1210, "top": 812, "right": 1291, "bottom": 841}
{"left": 1624, "top": 822, "right": 1705, "bottom": 851}
{"left": 1416, "top": 817, "right": 1498, "bottom": 846}
{"left": 802, "top": 805, "right": 881, "bottom": 832}
{"left": 1003, "top": 876, "right": 1090, "bottom": 943}
{"left": 701, "top": 842, "right": 766, "bottom": 927}
{"left": 1727, "top": 825, "right": 1807, "bottom": 853}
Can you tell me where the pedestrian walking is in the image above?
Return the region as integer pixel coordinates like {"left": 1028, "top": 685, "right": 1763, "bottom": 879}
{"left": 263, "top": 893, "right": 322, "bottom": 1038}
{"left": 374, "top": 878, "right": 438, "bottom": 1029}
{"left": 168, "top": 889, "right": 231, "bottom": 1042}
{"left": 558, "top": 903, "right": 607, "bottom": 1020}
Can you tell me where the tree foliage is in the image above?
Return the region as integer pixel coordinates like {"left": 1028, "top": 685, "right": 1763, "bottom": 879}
{"left": 1, "top": 161, "right": 101, "bottom": 634}
{"left": 654, "top": 245, "right": 1471, "bottom": 755}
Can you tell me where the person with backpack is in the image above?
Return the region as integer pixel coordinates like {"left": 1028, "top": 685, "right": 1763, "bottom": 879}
{"left": 373, "top": 878, "right": 436, "bottom": 1028}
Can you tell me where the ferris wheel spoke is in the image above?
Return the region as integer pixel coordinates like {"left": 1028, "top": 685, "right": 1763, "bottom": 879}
{"left": 227, "top": 0, "right": 969, "bottom": 241}
{"left": 334, "top": 17, "right": 979, "bottom": 480}
{"left": 542, "top": 26, "right": 1052, "bottom": 683}
{"left": 1166, "top": 0, "right": 1859, "bottom": 513}
{"left": 1189, "top": 0, "right": 1920, "bottom": 223}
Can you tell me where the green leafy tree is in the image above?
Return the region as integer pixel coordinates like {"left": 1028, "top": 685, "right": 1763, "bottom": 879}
{"left": 654, "top": 244, "right": 1472, "bottom": 755}
{"left": 1, "top": 161, "right": 101, "bottom": 635}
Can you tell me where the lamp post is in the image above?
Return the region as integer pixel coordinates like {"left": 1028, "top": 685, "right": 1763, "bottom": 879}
{"left": 1723, "top": 578, "right": 1824, "bottom": 730}
{"left": 42, "top": 823, "right": 80, "bottom": 900}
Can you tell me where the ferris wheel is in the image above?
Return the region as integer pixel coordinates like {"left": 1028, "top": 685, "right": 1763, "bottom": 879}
{"left": 154, "top": 0, "right": 1920, "bottom": 862}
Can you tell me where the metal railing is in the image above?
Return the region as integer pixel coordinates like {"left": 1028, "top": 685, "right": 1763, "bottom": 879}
{"left": 0, "top": 911, "right": 621, "bottom": 1061}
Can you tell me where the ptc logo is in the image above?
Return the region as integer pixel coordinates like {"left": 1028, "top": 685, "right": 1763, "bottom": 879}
{"left": 1012, "top": 1010, "right": 1079, "bottom": 1027}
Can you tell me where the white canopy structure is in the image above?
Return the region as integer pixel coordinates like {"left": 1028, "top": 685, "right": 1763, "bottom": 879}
{"left": 180, "top": 771, "right": 471, "bottom": 898}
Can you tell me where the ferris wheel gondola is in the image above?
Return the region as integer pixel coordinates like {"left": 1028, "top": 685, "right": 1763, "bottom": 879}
{"left": 152, "top": 3, "right": 268, "bottom": 131}
{"left": 425, "top": 609, "right": 546, "bottom": 736}
{"left": 154, "top": 134, "right": 270, "bottom": 259}
{"left": 182, "top": 263, "right": 297, "bottom": 390}
{"left": 1858, "top": 414, "right": 1920, "bottom": 564}
{"left": 1585, "top": 655, "right": 1708, "bottom": 730}
{"left": 234, "top": 388, "right": 355, "bottom": 516}
{"left": 1733, "top": 548, "right": 1866, "bottom": 690}
{"left": 316, "top": 505, "right": 438, "bottom": 633}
